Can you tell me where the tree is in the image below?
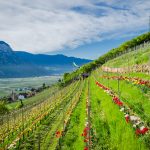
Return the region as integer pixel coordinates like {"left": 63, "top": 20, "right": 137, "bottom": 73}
{"left": 63, "top": 73, "right": 70, "bottom": 80}
{"left": 0, "top": 101, "right": 9, "bottom": 115}
{"left": 58, "top": 79, "right": 62, "bottom": 82}
{"left": 43, "top": 83, "right": 46, "bottom": 89}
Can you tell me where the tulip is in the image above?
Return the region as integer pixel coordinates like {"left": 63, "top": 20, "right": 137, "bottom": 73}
{"left": 136, "top": 127, "right": 148, "bottom": 135}
{"left": 125, "top": 114, "right": 130, "bottom": 123}
{"left": 84, "top": 147, "right": 88, "bottom": 150}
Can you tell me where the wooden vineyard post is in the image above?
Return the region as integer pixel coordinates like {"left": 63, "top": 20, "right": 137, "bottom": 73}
{"left": 21, "top": 108, "right": 25, "bottom": 140}
{"left": 127, "top": 54, "right": 130, "bottom": 75}
{"left": 117, "top": 68, "right": 120, "bottom": 98}
{"left": 38, "top": 133, "right": 41, "bottom": 150}
{"left": 18, "top": 138, "right": 21, "bottom": 149}
{"left": 107, "top": 67, "right": 109, "bottom": 88}
{"left": 1, "top": 115, "right": 3, "bottom": 125}
{"left": 13, "top": 112, "right": 16, "bottom": 133}
{"left": 7, "top": 112, "right": 10, "bottom": 141}
{"left": 44, "top": 100, "right": 46, "bottom": 112}
{"left": 63, "top": 107, "right": 65, "bottom": 132}
{"left": 88, "top": 80, "right": 91, "bottom": 150}
{"left": 39, "top": 103, "right": 42, "bottom": 124}
{"left": 148, "top": 53, "right": 150, "bottom": 75}
{"left": 88, "top": 106, "right": 91, "bottom": 150}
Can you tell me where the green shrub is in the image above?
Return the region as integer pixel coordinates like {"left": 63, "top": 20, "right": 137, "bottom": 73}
{"left": 16, "top": 100, "right": 24, "bottom": 109}
{"left": 0, "top": 101, "right": 9, "bottom": 115}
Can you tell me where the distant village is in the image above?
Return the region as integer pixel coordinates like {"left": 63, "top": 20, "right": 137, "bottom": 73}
{"left": 1, "top": 73, "right": 90, "bottom": 103}
{"left": 1, "top": 83, "right": 49, "bottom": 103}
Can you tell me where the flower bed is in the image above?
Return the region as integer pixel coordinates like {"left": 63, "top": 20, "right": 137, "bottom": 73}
{"left": 101, "top": 75, "right": 150, "bottom": 88}
{"left": 81, "top": 81, "right": 96, "bottom": 150}
{"left": 95, "top": 81, "right": 149, "bottom": 136}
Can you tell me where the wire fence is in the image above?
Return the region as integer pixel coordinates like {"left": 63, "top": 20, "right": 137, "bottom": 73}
{"left": 101, "top": 40, "right": 150, "bottom": 74}
{"left": 0, "top": 81, "right": 79, "bottom": 149}
{"left": 114, "top": 40, "right": 150, "bottom": 58}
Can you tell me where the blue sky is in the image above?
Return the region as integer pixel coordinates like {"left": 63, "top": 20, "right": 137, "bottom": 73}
{"left": 49, "top": 30, "right": 147, "bottom": 59}
{"left": 0, "top": 0, "right": 149, "bottom": 59}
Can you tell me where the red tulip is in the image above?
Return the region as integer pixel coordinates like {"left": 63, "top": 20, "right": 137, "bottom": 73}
{"left": 84, "top": 139, "right": 88, "bottom": 142}
{"left": 140, "top": 127, "right": 149, "bottom": 134}
{"left": 125, "top": 116, "right": 130, "bottom": 123}
{"left": 56, "top": 131, "right": 61, "bottom": 138}
{"left": 136, "top": 129, "right": 142, "bottom": 135}
{"left": 136, "top": 128, "right": 149, "bottom": 135}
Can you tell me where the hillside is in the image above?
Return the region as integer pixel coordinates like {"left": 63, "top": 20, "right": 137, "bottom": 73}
{"left": 103, "top": 46, "right": 150, "bottom": 68}
{"left": 0, "top": 41, "right": 91, "bottom": 78}
{"left": 0, "top": 33, "right": 150, "bottom": 150}
{"left": 63, "top": 32, "right": 150, "bottom": 85}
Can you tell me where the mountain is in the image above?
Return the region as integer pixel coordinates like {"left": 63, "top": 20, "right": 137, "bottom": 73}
{"left": 0, "top": 41, "right": 91, "bottom": 78}
{"left": 15, "top": 51, "right": 89, "bottom": 66}
{"left": 0, "top": 41, "right": 21, "bottom": 65}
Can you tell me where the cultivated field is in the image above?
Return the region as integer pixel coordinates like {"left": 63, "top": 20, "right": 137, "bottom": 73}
{"left": 0, "top": 76, "right": 61, "bottom": 97}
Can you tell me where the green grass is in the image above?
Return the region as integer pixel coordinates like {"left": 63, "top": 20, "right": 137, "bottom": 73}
{"left": 55, "top": 72, "right": 149, "bottom": 149}
{"left": 107, "top": 72, "right": 150, "bottom": 80}
{"left": 89, "top": 74, "right": 147, "bottom": 150}
{"left": 126, "top": 72, "right": 150, "bottom": 80}
{"left": 104, "top": 47, "right": 150, "bottom": 67}
{"left": 96, "top": 70, "right": 150, "bottom": 124}
{"left": 60, "top": 80, "right": 87, "bottom": 150}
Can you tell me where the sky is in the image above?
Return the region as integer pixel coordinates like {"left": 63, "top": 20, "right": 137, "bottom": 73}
{"left": 0, "top": 0, "right": 150, "bottom": 59}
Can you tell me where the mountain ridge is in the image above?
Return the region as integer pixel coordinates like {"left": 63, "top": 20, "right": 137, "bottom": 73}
{"left": 0, "top": 41, "right": 91, "bottom": 78}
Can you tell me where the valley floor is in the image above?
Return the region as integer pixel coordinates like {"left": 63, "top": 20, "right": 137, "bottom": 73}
{"left": 0, "top": 76, "right": 61, "bottom": 97}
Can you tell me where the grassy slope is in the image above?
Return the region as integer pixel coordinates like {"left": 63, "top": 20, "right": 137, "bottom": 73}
{"left": 97, "top": 70, "right": 150, "bottom": 121}
{"left": 97, "top": 45, "right": 150, "bottom": 124}
{"left": 90, "top": 74, "right": 146, "bottom": 150}
{"left": 90, "top": 45, "right": 150, "bottom": 149}
{"left": 60, "top": 80, "right": 87, "bottom": 150}
{"left": 58, "top": 74, "right": 148, "bottom": 149}
{"left": 40, "top": 46, "right": 150, "bottom": 149}
{"left": 104, "top": 46, "right": 150, "bottom": 68}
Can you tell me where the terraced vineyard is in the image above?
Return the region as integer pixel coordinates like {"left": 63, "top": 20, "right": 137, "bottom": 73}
{"left": 0, "top": 34, "right": 150, "bottom": 150}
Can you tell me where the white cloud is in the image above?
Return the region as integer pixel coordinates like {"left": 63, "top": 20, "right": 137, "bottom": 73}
{"left": 0, "top": 0, "right": 149, "bottom": 53}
